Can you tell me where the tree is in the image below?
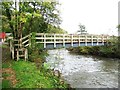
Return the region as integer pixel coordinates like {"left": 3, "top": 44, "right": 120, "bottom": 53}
{"left": 47, "top": 25, "right": 67, "bottom": 34}
{"left": 77, "top": 23, "right": 87, "bottom": 34}
{"left": 2, "top": 1, "right": 62, "bottom": 60}
{"left": 2, "top": 1, "right": 61, "bottom": 36}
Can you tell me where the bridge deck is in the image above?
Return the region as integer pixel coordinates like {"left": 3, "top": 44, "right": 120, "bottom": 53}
{"left": 9, "top": 33, "right": 111, "bottom": 49}
{"left": 34, "top": 33, "right": 110, "bottom": 48}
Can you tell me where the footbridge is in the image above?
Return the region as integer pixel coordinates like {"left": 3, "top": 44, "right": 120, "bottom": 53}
{"left": 22, "top": 33, "right": 110, "bottom": 49}
{"left": 7, "top": 33, "right": 111, "bottom": 60}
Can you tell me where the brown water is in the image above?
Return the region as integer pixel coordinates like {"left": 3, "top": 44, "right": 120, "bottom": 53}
{"left": 45, "top": 48, "right": 118, "bottom": 88}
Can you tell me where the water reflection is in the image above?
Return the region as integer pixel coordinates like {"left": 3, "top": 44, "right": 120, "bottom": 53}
{"left": 46, "top": 48, "right": 119, "bottom": 88}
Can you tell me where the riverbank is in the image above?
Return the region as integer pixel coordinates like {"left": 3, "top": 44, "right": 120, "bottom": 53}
{"left": 1, "top": 44, "right": 70, "bottom": 88}
{"left": 67, "top": 45, "right": 120, "bottom": 59}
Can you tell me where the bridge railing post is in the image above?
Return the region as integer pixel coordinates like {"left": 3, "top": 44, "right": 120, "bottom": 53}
{"left": 85, "top": 35, "right": 87, "bottom": 46}
{"left": 96, "top": 35, "right": 99, "bottom": 46}
{"left": 44, "top": 34, "right": 46, "bottom": 48}
{"left": 54, "top": 34, "right": 56, "bottom": 48}
{"left": 91, "top": 35, "right": 93, "bottom": 46}
{"left": 71, "top": 34, "right": 73, "bottom": 47}
{"left": 63, "top": 34, "right": 65, "bottom": 47}
{"left": 78, "top": 35, "right": 80, "bottom": 46}
{"left": 102, "top": 36, "right": 104, "bottom": 45}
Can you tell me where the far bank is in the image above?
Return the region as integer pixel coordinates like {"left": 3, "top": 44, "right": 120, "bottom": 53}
{"left": 67, "top": 45, "right": 120, "bottom": 59}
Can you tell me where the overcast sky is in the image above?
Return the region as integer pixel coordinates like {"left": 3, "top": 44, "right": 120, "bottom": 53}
{"left": 58, "top": 0, "right": 119, "bottom": 35}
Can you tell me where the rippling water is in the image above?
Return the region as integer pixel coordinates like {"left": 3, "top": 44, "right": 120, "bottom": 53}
{"left": 45, "top": 48, "right": 119, "bottom": 88}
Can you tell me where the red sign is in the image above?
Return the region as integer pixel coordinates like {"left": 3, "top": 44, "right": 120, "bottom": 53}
{"left": 0, "top": 32, "right": 6, "bottom": 39}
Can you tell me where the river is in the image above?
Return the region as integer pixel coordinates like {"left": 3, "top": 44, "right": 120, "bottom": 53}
{"left": 45, "top": 48, "right": 119, "bottom": 88}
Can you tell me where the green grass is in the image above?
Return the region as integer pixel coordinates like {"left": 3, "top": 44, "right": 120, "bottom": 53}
{"left": 0, "top": 44, "right": 8, "bottom": 48}
{"left": 9, "top": 61, "right": 68, "bottom": 88}
{"left": 2, "top": 44, "right": 68, "bottom": 88}
{"left": 2, "top": 63, "right": 10, "bottom": 68}
{"left": 2, "top": 80, "right": 11, "bottom": 88}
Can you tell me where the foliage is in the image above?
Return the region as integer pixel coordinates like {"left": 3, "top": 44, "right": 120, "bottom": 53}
{"left": 2, "top": 1, "right": 63, "bottom": 37}
{"left": 47, "top": 25, "right": 68, "bottom": 34}
{"left": 29, "top": 32, "right": 36, "bottom": 48}
{"left": 28, "top": 32, "right": 47, "bottom": 69}
{"left": 68, "top": 44, "right": 120, "bottom": 59}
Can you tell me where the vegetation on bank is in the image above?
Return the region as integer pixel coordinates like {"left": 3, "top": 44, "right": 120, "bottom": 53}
{"left": 2, "top": 61, "right": 69, "bottom": 88}
{"left": 67, "top": 45, "right": 120, "bottom": 59}
{"left": 67, "top": 36, "right": 120, "bottom": 59}
{"left": 2, "top": 45, "right": 70, "bottom": 89}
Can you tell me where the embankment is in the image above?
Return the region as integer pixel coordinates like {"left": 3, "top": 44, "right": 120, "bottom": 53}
{"left": 67, "top": 45, "right": 120, "bottom": 59}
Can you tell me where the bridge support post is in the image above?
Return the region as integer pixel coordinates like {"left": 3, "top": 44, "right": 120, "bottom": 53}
{"left": 91, "top": 35, "right": 93, "bottom": 46}
{"left": 71, "top": 34, "right": 73, "bottom": 47}
{"left": 44, "top": 34, "right": 46, "bottom": 48}
{"left": 85, "top": 35, "right": 87, "bottom": 46}
{"left": 63, "top": 34, "right": 65, "bottom": 47}
{"left": 96, "top": 36, "right": 99, "bottom": 46}
{"left": 102, "top": 36, "right": 104, "bottom": 45}
{"left": 78, "top": 35, "right": 80, "bottom": 46}
{"left": 54, "top": 34, "right": 56, "bottom": 48}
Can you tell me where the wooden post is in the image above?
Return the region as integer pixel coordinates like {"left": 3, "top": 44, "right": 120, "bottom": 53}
{"left": 102, "top": 36, "right": 104, "bottom": 45}
{"left": 25, "top": 49, "right": 28, "bottom": 61}
{"left": 78, "top": 35, "right": 80, "bottom": 46}
{"left": 12, "top": 47, "right": 14, "bottom": 60}
{"left": 10, "top": 39, "right": 12, "bottom": 52}
{"left": 17, "top": 49, "right": 19, "bottom": 61}
{"left": 63, "top": 34, "right": 65, "bottom": 47}
{"left": 91, "top": 35, "right": 93, "bottom": 46}
{"left": 97, "top": 36, "right": 99, "bottom": 46}
{"left": 54, "top": 34, "right": 56, "bottom": 48}
{"left": 85, "top": 35, "right": 87, "bottom": 46}
{"left": 19, "top": 38, "right": 22, "bottom": 48}
{"left": 71, "top": 34, "right": 73, "bottom": 47}
{"left": 44, "top": 34, "right": 46, "bottom": 48}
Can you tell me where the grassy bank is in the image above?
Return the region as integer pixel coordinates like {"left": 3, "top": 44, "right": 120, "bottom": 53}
{"left": 67, "top": 45, "right": 120, "bottom": 59}
{"left": 2, "top": 61, "right": 69, "bottom": 88}
{"left": 1, "top": 45, "right": 69, "bottom": 89}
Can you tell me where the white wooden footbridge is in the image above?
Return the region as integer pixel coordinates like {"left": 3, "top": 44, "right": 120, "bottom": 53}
{"left": 7, "top": 33, "right": 111, "bottom": 60}
{"left": 21, "top": 33, "right": 110, "bottom": 48}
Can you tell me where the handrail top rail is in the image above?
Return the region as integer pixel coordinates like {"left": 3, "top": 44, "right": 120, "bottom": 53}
{"left": 35, "top": 33, "right": 111, "bottom": 37}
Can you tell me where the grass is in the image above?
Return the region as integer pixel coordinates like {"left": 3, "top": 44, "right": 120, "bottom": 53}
{"left": 2, "top": 60, "right": 68, "bottom": 88}
{"left": 2, "top": 80, "right": 11, "bottom": 88}
{"left": 1, "top": 44, "right": 69, "bottom": 89}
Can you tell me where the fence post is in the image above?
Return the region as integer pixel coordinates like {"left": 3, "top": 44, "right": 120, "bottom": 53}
{"left": 25, "top": 49, "right": 28, "bottom": 61}
{"left": 17, "top": 49, "right": 19, "bottom": 61}
{"left": 10, "top": 39, "right": 12, "bottom": 52}
{"left": 12, "top": 47, "right": 14, "bottom": 59}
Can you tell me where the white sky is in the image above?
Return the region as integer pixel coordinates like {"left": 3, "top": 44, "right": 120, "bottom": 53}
{"left": 58, "top": 0, "right": 119, "bottom": 35}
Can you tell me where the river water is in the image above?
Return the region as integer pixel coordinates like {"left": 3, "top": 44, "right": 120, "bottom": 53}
{"left": 45, "top": 48, "right": 119, "bottom": 88}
